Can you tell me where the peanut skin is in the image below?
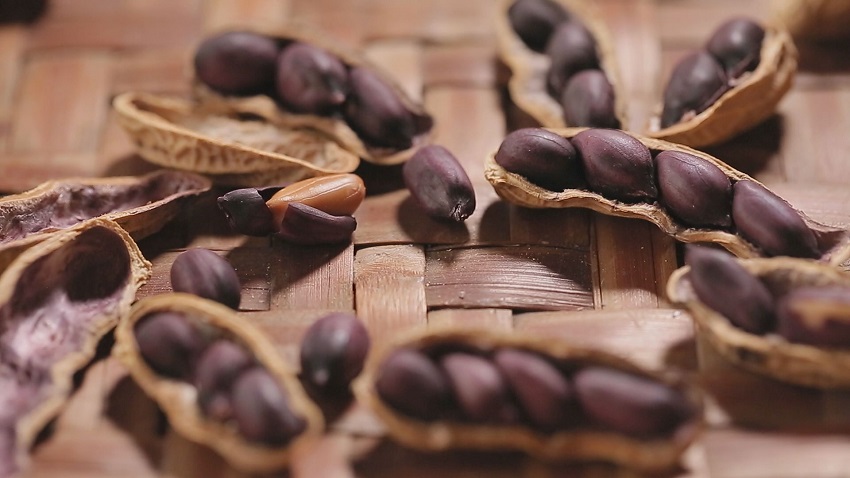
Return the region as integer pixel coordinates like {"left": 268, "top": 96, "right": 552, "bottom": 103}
{"left": 194, "top": 31, "right": 279, "bottom": 96}
{"left": 776, "top": 286, "right": 850, "bottom": 347}
{"left": 170, "top": 248, "right": 241, "bottom": 309}
{"left": 545, "top": 20, "right": 599, "bottom": 96}
{"left": 402, "top": 145, "right": 476, "bottom": 222}
{"left": 440, "top": 352, "right": 513, "bottom": 423}
{"left": 660, "top": 51, "right": 728, "bottom": 128}
{"left": 134, "top": 312, "right": 206, "bottom": 380}
{"left": 300, "top": 312, "right": 370, "bottom": 393}
{"left": 560, "top": 69, "right": 619, "bottom": 129}
{"left": 571, "top": 129, "right": 657, "bottom": 202}
{"left": 231, "top": 367, "right": 307, "bottom": 445}
{"left": 656, "top": 150, "right": 732, "bottom": 228}
{"left": 507, "top": 0, "right": 570, "bottom": 52}
{"left": 375, "top": 348, "right": 452, "bottom": 420}
{"left": 275, "top": 42, "right": 349, "bottom": 115}
{"left": 705, "top": 18, "right": 765, "bottom": 79}
{"left": 494, "top": 127, "right": 585, "bottom": 191}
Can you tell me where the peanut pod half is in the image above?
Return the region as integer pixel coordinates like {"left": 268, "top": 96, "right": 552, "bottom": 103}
{"left": 668, "top": 254, "right": 850, "bottom": 388}
{"left": 484, "top": 127, "right": 850, "bottom": 264}
{"left": 114, "top": 293, "right": 323, "bottom": 473}
{"left": 496, "top": 0, "right": 627, "bottom": 129}
{"left": 0, "top": 219, "right": 151, "bottom": 477}
{"left": 191, "top": 27, "right": 433, "bottom": 165}
{"left": 0, "top": 169, "right": 209, "bottom": 273}
{"left": 354, "top": 327, "right": 703, "bottom": 473}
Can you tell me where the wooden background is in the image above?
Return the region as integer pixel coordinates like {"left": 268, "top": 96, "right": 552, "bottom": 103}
{"left": 3, "top": 0, "right": 850, "bottom": 477}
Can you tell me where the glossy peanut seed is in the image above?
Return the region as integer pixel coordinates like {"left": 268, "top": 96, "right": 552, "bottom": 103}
{"left": 494, "top": 348, "right": 577, "bottom": 431}
{"left": 574, "top": 367, "right": 693, "bottom": 437}
{"left": 276, "top": 42, "right": 349, "bottom": 115}
{"left": 344, "top": 66, "right": 417, "bottom": 149}
{"left": 216, "top": 187, "right": 280, "bottom": 237}
{"left": 266, "top": 174, "right": 365, "bottom": 230}
{"left": 231, "top": 367, "right": 308, "bottom": 445}
{"left": 276, "top": 202, "right": 357, "bottom": 245}
{"left": 545, "top": 20, "right": 599, "bottom": 96}
{"left": 685, "top": 245, "right": 775, "bottom": 334}
{"left": 299, "top": 312, "right": 370, "bottom": 393}
{"left": 171, "top": 248, "right": 241, "bottom": 309}
{"left": 571, "top": 129, "right": 657, "bottom": 202}
{"left": 655, "top": 150, "right": 732, "bottom": 228}
{"left": 195, "top": 340, "right": 255, "bottom": 420}
{"left": 732, "top": 180, "right": 820, "bottom": 258}
{"left": 776, "top": 286, "right": 850, "bottom": 347}
{"left": 194, "top": 31, "right": 279, "bottom": 96}
{"left": 705, "top": 18, "right": 765, "bottom": 79}
{"left": 134, "top": 312, "right": 206, "bottom": 380}
{"left": 494, "top": 127, "right": 585, "bottom": 191}
{"left": 507, "top": 0, "right": 570, "bottom": 52}
{"left": 560, "top": 69, "right": 619, "bottom": 128}
{"left": 660, "top": 51, "right": 728, "bottom": 128}
{"left": 440, "top": 352, "right": 513, "bottom": 423}
{"left": 375, "top": 348, "right": 452, "bottom": 420}
{"left": 402, "top": 145, "right": 476, "bottom": 222}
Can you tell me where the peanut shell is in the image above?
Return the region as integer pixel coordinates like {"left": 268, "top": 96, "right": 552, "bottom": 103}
{"left": 484, "top": 127, "right": 850, "bottom": 264}
{"left": 113, "top": 92, "right": 360, "bottom": 186}
{"left": 192, "top": 26, "right": 433, "bottom": 165}
{"left": 354, "top": 326, "right": 703, "bottom": 473}
{"left": 495, "top": 0, "right": 627, "bottom": 128}
{"left": 113, "top": 293, "right": 323, "bottom": 473}
{"left": 668, "top": 257, "right": 850, "bottom": 388}
{"left": 0, "top": 218, "right": 150, "bottom": 476}
{"left": 0, "top": 169, "right": 209, "bottom": 273}
{"left": 647, "top": 24, "right": 797, "bottom": 148}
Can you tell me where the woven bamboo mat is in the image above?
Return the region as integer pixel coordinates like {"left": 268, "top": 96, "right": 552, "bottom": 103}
{"left": 4, "top": 0, "right": 850, "bottom": 477}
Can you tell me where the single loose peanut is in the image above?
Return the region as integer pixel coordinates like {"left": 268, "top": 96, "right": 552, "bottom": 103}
{"left": 299, "top": 312, "right": 371, "bottom": 393}
{"left": 402, "top": 145, "right": 476, "bottom": 222}
{"left": 266, "top": 174, "right": 365, "bottom": 230}
{"left": 171, "top": 248, "right": 241, "bottom": 309}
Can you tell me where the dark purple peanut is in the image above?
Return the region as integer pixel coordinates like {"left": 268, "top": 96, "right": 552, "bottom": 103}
{"left": 402, "top": 145, "right": 476, "bottom": 222}
{"left": 134, "top": 312, "right": 206, "bottom": 380}
{"left": 706, "top": 18, "right": 765, "bottom": 79}
{"left": 231, "top": 367, "right": 307, "bottom": 445}
{"left": 660, "top": 51, "right": 728, "bottom": 128}
{"left": 560, "top": 69, "right": 619, "bottom": 129}
{"left": 194, "top": 340, "right": 255, "bottom": 421}
{"left": 344, "top": 66, "right": 417, "bottom": 150}
{"left": 732, "top": 180, "right": 820, "bottom": 259}
{"left": 299, "top": 312, "right": 370, "bottom": 393}
{"left": 494, "top": 127, "right": 584, "bottom": 191}
{"left": 216, "top": 186, "right": 281, "bottom": 237}
{"left": 494, "top": 348, "right": 577, "bottom": 431}
{"left": 545, "top": 20, "right": 599, "bottom": 96}
{"left": 685, "top": 246, "right": 775, "bottom": 334}
{"left": 171, "top": 248, "right": 241, "bottom": 309}
{"left": 571, "top": 129, "right": 657, "bottom": 202}
{"left": 276, "top": 42, "right": 349, "bottom": 115}
{"left": 574, "top": 367, "right": 693, "bottom": 437}
{"left": 375, "top": 348, "right": 452, "bottom": 420}
{"left": 507, "top": 0, "right": 570, "bottom": 52}
{"left": 655, "top": 150, "right": 732, "bottom": 228}
{"left": 440, "top": 353, "right": 513, "bottom": 423}
{"left": 275, "top": 202, "right": 356, "bottom": 245}
{"left": 194, "top": 31, "right": 279, "bottom": 96}
{"left": 777, "top": 286, "right": 850, "bottom": 347}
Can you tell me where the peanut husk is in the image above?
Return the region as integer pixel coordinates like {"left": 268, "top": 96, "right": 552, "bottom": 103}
{"left": 484, "top": 127, "right": 850, "bottom": 264}
{"left": 647, "top": 25, "right": 797, "bottom": 148}
{"left": 354, "top": 326, "right": 703, "bottom": 473}
{"left": 113, "top": 293, "right": 324, "bottom": 473}
{"left": 668, "top": 257, "right": 850, "bottom": 388}
{"left": 773, "top": 0, "right": 850, "bottom": 42}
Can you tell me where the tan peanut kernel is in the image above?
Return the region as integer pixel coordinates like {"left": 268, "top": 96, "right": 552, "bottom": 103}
{"left": 266, "top": 173, "right": 365, "bottom": 229}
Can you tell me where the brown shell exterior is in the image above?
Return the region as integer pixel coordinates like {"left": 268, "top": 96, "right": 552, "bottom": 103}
{"left": 0, "top": 169, "right": 210, "bottom": 273}
{"left": 113, "top": 293, "right": 324, "bottom": 473}
{"left": 773, "top": 0, "right": 850, "bottom": 41}
{"left": 353, "top": 326, "right": 703, "bottom": 473}
{"left": 494, "top": 0, "right": 628, "bottom": 128}
{"left": 192, "top": 25, "right": 434, "bottom": 166}
{"left": 667, "top": 258, "right": 850, "bottom": 388}
{"left": 113, "top": 92, "right": 361, "bottom": 186}
{"left": 484, "top": 127, "right": 850, "bottom": 264}
{"left": 646, "top": 25, "right": 798, "bottom": 148}
{"left": 2, "top": 218, "right": 151, "bottom": 475}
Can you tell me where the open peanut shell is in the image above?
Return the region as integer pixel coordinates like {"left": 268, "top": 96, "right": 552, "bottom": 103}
{"left": 773, "top": 0, "right": 850, "bottom": 42}
{"left": 646, "top": 24, "right": 797, "bottom": 148}
{"left": 0, "top": 218, "right": 151, "bottom": 477}
{"left": 191, "top": 25, "right": 434, "bottom": 166}
{"left": 668, "top": 257, "right": 850, "bottom": 388}
{"left": 484, "top": 127, "right": 850, "bottom": 264}
{"left": 113, "top": 92, "right": 361, "bottom": 186}
{"left": 494, "top": 0, "right": 627, "bottom": 128}
{"left": 0, "top": 169, "right": 209, "bottom": 273}
{"left": 113, "top": 293, "right": 324, "bottom": 473}
{"left": 354, "top": 326, "right": 703, "bottom": 473}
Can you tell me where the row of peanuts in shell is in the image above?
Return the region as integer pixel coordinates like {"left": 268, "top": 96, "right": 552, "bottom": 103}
{"left": 4, "top": 0, "right": 850, "bottom": 476}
